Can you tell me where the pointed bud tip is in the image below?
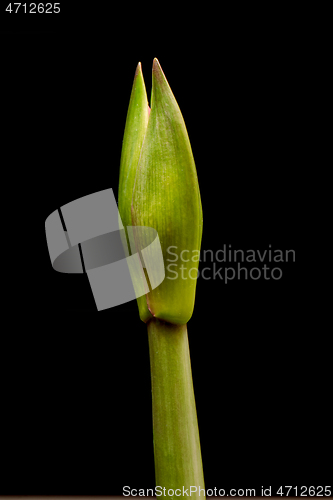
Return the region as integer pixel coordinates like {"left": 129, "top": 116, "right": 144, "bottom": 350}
{"left": 152, "top": 57, "right": 166, "bottom": 84}
{"left": 152, "top": 58, "right": 162, "bottom": 74}
{"left": 134, "top": 62, "right": 142, "bottom": 78}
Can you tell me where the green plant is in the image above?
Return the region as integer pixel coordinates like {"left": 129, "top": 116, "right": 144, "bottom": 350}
{"left": 118, "top": 58, "right": 204, "bottom": 499}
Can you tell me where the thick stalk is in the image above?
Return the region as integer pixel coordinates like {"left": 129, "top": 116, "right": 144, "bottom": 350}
{"left": 147, "top": 318, "right": 205, "bottom": 499}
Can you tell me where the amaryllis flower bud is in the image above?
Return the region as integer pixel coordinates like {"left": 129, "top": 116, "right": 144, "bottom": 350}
{"left": 119, "top": 58, "right": 203, "bottom": 325}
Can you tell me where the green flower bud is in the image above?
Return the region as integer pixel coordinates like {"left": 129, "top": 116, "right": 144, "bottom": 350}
{"left": 119, "top": 59, "right": 203, "bottom": 325}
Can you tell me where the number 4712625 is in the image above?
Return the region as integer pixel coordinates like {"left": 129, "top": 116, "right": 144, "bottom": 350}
{"left": 6, "top": 3, "right": 60, "bottom": 13}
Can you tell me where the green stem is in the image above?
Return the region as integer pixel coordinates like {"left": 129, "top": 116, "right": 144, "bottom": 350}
{"left": 147, "top": 318, "right": 205, "bottom": 499}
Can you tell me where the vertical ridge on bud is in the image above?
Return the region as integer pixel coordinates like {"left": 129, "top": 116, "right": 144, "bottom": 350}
{"left": 119, "top": 62, "right": 149, "bottom": 230}
{"left": 118, "top": 62, "right": 153, "bottom": 322}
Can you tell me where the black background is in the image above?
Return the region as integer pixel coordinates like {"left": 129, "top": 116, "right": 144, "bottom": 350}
{"left": 1, "top": 5, "right": 328, "bottom": 497}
